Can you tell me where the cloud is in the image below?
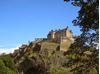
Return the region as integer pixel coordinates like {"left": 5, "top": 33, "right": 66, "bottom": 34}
{"left": 0, "top": 43, "right": 22, "bottom": 54}
{"left": 0, "top": 46, "right": 20, "bottom": 54}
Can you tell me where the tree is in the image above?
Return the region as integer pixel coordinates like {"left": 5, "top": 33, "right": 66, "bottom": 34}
{"left": 65, "top": 0, "right": 99, "bottom": 47}
{"left": 64, "top": 0, "right": 99, "bottom": 74}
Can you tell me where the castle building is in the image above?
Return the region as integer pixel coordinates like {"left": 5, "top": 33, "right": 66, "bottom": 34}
{"left": 47, "top": 27, "right": 74, "bottom": 43}
{"left": 47, "top": 27, "right": 75, "bottom": 51}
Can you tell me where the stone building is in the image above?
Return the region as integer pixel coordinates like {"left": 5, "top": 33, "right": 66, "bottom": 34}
{"left": 47, "top": 27, "right": 74, "bottom": 43}
{"left": 47, "top": 27, "right": 75, "bottom": 51}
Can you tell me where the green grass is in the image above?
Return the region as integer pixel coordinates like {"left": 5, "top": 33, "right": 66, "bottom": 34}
{"left": 0, "top": 54, "right": 17, "bottom": 74}
{"left": 50, "top": 66, "right": 72, "bottom": 74}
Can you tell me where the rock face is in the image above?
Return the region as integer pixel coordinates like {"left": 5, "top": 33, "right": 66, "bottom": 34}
{"left": 12, "top": 39, "right": 71, "bottom": 74}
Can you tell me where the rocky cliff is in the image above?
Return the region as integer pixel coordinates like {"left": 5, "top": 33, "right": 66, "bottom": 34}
{"left": 11, "top": 40, "right": 72, "bottom": 74}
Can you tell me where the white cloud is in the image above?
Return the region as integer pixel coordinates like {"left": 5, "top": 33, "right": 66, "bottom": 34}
{"left": 0, "top": 43, "right": 29, "bottom": 54}
{"left": 0, "top": 45, "right": 20, "bottom": 54}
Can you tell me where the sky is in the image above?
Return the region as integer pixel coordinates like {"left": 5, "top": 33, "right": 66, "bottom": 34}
{"left": 0, "top": 0, "right": 81, "bottom": 53}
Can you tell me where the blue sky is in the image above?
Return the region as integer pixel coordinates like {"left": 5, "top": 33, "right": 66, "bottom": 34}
{"left": 0, "top": 0, "right": 81, "bottom": 50}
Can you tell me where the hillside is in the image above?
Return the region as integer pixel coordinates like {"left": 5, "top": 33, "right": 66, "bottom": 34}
{"left": 0, "top": 37, "right": 98, "bottom": 74}
{"left": 11, "top": 40, "right": 72, "bottom": 74}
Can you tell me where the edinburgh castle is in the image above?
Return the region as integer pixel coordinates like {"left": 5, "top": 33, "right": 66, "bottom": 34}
{"left": 47, "top": 27, "right": 75, "bottom": 51}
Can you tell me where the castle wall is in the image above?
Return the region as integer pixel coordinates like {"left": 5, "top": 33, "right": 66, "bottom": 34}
{"left": 54, "top": 29, "right": 66, "bottom": 42}
{"left": 66, "top": 29, "right": 73, "bottom": 38}
{"left": 60, "top": 39, "right": 72, "bottom": 51}
{"left": 47, "top": 31, "right": 55, "bottom": 42}
{"left": 52, "top": 31, "right": 55, "bottom": 39}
